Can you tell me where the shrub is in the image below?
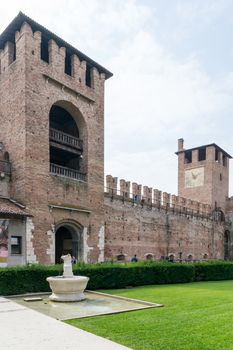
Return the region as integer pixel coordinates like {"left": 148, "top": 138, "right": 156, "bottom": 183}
{"left": 1, "top": 261, "right": 233, "bottom": 296}
{"left": 194, "top": 261, "right": 233, "bottom": 281}
{"left": 0, "top": 261, "right": 194, "bottom": 295}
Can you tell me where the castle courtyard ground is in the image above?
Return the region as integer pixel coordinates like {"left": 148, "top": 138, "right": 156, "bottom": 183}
{"left": 68, "top": 281, "right": 233, "bottom": 350}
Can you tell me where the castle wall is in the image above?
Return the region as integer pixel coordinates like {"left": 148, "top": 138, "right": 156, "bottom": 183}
{"left": 104, "top": 176, "right": 225, "bottom": 261}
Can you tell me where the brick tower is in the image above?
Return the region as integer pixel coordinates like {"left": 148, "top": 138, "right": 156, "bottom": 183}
{"left": 0, "top": 12, "right": 112, "bottom": 263}
{"left": 176, "top": 138, "right": 231, "bottom": 212}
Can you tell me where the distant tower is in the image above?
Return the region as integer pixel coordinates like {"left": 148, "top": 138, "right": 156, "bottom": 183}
{"left": 176, "top": 138, "right": 232, "bottom": 211}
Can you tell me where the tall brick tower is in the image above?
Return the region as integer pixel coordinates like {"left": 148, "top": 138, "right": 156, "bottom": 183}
{"left": 176, "top": 138, "right": 232, "bottom": 212}
{"left": 0, "top": 13, "right": 112, "bottom": 264}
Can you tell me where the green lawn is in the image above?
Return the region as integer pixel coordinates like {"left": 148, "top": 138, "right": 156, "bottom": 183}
{"left": 66, "top": 281, "right": 233, "bottom": 350}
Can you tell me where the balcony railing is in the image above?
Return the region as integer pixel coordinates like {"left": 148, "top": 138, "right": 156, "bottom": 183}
{"left": 0, "top": 160, "right": 11, "bottom": 175}
{"left": 50, "top": 163, "right": 86, "bottom": 182}
{"left": 50, "top": 128, "right": 83, "bottom": 150}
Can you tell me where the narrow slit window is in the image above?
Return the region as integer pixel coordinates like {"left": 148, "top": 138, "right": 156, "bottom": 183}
{"left": 85, "top": 65, "right": 91, "bottom": 87}
{"left": 65, "top": 51, "right": 72, "bottom": 76}
{"left": 215, "top": 148, "right": 220, "bottom": 162}
{"left": 198, "top": 147, "right": 206, "bottom": 161}
{"left": 223, "top": 154, "right": 227, "bottom": 167}
{"left": 185, "top": 150, "right": 192, "bottom": 163}
{"left": 41, "top": 35, "right": 49, "bottom": 63}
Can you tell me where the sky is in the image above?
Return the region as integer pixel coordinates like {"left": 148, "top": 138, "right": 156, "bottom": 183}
{"left": 1, "top": 0, "right": 233, "bottom": 195}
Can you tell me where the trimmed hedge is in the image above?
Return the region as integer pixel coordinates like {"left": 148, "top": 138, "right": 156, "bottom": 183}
{"left": 1, "top": 261, "right": 233, "bottom": 296}
{"left": 194, "top": 261, "right": 233, "bottom": 281}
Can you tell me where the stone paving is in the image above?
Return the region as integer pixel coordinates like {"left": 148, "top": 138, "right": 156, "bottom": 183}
{"left": 0, "top": 297, "right": 132, "bottom": 350}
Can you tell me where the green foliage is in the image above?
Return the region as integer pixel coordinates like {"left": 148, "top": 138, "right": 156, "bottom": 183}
{"left": 1, "top": 260, "right": 233, "bottom": 296}
{"left": 194, "top": 260, "right": 233, "bottom": 281}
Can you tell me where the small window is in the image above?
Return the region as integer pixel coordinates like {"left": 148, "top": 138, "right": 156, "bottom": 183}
{"left": 223, "top": 154, "right": 227, "bottom": 167}
{"left": 65, "top": 51, "right": 72, "bottom": 76}
{"left": 203, "top": 254, "right": 208, "bottom": 260}
{"left": 41, "top": 34, "right": 49, "bottom": 63}
{"left": 117, "top": 254, "right": 125, "bottom": 261}
{"left": 198, "top": 147, "right": 206, "bottom": 161}
{"left": 187, "top": 254, "right": 193, "bottom": 261}
{"left": 169, "top": 254, "right": 175, "bottom": 262}
{"left": 215, "top": 148, "right": 220, "bottom": 162}
{"left": 11, "top": 236, "right": 22, "bottom": 255}
{"left": 185, "top": 150, "right": 192, "bottom": 163}
{"left": 220, "top": 173, "right": 222, "bottom": 181}
{"left": 4, "top": 152, "right": 9, "bottom": 162}
{"left": 145, "top": 254, "right": 153, "bottom": 261}
{"left": 85, "top": 64, "right": 92, "bottom": 87}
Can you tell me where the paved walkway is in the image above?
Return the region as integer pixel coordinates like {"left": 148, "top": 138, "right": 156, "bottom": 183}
{"left": 0, "top": 297, "right": 132, "bottom": 350}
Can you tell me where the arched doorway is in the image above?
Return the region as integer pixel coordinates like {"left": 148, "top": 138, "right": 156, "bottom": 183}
{"left": 224, "top": 230, "right": 230, "bottom": 260}
{"left": 55, "top": 223, "right": 83, "bottom": 264}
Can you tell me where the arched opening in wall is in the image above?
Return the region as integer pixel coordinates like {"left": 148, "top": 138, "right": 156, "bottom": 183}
{"left": 168, "top": 254, "right": 175, "bottom": 262}
{"left": 224, "top": 230, "right": 230, "bottom": 260}
{"left": 49, "top": 102, "right": 87, "bottom": 181}
{"left": 55, "top": 223, "right": 83, "bottom": 264}
{"left": 203, "top": 253, "right": 208, "bottom": 260}
{"left": 187, "top": 254, "right": 193, "bottom": 262}
{"left": 145, "top": 253, "right": 154, "bottom": 261}
{"left": 117, "top": 254, "right": 125, "bottom": 262}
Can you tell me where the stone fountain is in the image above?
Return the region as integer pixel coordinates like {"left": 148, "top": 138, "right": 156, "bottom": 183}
{"left": 46, "top": 254, "right": 89, "bottom": 302}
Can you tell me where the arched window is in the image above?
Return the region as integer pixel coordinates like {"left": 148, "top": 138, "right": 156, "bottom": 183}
{"left": 145, "top": 253, "right": 153, "bottom": 261}
{"left": 50, "top": 105, "right": 79, "bottom": 137}
{"left": 117, "top": 254, "right": 125, "bottom": 262}
{"left": 49, "top": 103, "right": 85, "bottom": 181}
{"left": 187, "top": 254, "right": 193, "bottom": 262}
{"left": 168, "top": 254, "right": 175, "bottom": 262}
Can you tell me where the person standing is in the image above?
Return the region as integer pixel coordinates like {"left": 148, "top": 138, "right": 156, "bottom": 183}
{"left": 131, "top": 254, "right": 138, "bottom": 262}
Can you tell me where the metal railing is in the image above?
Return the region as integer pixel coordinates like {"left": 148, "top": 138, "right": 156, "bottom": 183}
{"left": 0, "top": 160, "right": 11, "bottom": 175}
{"left": 50, "top": 163, "right": 86, "bottom": 181}
{"left": 50, "top": 128, "right": 83, "bottom": 150}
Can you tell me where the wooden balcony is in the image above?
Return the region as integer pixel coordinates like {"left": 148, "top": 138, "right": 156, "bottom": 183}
{"left": 50, "top": 163, "right": 86, "bottom": 182}
{"left": 0, "top": 160, "right": 11, "bottom": 175}
{"left": 49, "top": 128, "right": 83, "bottom": 151}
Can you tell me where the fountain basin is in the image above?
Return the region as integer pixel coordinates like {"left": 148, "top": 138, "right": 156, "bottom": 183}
{"left": 46, "top": 276, "right": 89, "bottom": 302}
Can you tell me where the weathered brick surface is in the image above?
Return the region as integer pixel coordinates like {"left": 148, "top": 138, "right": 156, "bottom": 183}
{"left": 104, "top": 183, "right": 225, "bottom": 261}
{"left": 0, "top": 20, "right": 106, "bottom": 263}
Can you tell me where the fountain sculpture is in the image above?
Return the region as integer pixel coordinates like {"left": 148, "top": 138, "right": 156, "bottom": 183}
{"left": 46, "top": 254, "right": 89, "bottom": 302}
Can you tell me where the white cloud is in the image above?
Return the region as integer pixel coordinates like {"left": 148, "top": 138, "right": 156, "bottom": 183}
{"left": 105, "top": 21, "right": 233, "bottom": 193}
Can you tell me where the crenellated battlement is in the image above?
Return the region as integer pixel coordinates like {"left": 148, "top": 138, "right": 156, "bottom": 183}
{"left": 0, "top": 13, "right": 112, "bottom": 94}
{"left": 0, "top": 41, "right": 15, "bottom": 73}
{"left": 105, "top": 175, "right": 213, "bottom": 218}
